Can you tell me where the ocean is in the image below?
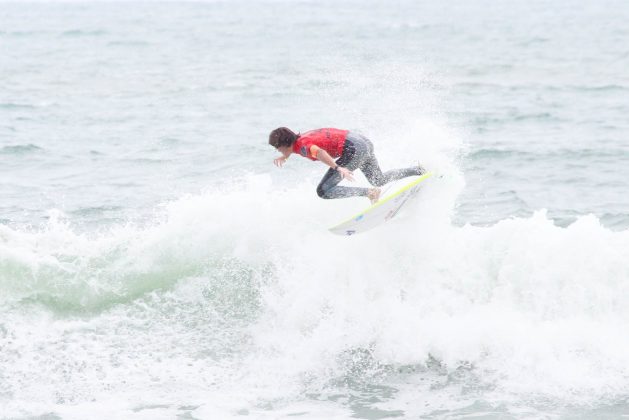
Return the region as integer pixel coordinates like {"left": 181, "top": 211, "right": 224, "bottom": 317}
{"left": 1, "top": 1, "right": 629, "bottom": 418}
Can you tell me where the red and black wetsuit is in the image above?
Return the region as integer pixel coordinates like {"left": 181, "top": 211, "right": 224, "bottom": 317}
{"left": 293, "top": 129, "right": 423, "bottom": 199}
{"left": 292, "top": 128, "right": 349, "bottom": 160}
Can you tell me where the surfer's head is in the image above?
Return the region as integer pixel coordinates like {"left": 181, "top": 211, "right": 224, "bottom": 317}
{"left": 269, "top": 127, "right": 298, "bottom": 149}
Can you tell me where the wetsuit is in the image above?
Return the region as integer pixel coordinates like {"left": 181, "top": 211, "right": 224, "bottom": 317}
{"left": 294, "top": 129, "right": 423, "bottom": 199}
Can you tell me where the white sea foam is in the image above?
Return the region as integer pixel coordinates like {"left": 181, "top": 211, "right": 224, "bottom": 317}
{"left": 2, "top": 143, "right": 629, "bottom": 417}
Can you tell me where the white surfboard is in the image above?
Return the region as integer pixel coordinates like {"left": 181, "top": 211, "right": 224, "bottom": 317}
{"left": 329, "top": 172, "right": 434, "bottom": 236}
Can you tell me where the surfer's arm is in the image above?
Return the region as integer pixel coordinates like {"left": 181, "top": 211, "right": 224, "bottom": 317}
{"left": 312, "top": 146, "right": 354, "bottom": 181}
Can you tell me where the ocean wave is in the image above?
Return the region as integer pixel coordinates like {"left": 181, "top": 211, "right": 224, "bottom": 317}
{"left": 0, "top": 144, "right": 44, "bottom": 155}
{"left": 0, "top": 186, "right": 277, "bottom": 313}
{"left": 60, "top": 29, "right": 108, "bottom": 37}
{"left": 568, "top": 84, "right": 629, "bottom": 92}
{"left": 1, "top": 30, "right": 51, "bottom": 37}
{"left": 0, "top": 102, "right": 36, "bottom": 110}
{"left": 107, "top": 40, "right": 151, "bottom": 47}
{"left": 243, "top": 207, "right": 629, "bottom": 408}
{"left": 1, "top": 171, "right": 628, "bottom": 407}
{"left": 468, "top": 147, "right": 629, "bottom": 161}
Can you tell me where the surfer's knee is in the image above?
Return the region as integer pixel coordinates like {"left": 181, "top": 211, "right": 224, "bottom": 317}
{"left": 317, "top": 184, "right": 339, "bottom": 199}
{"left": 316, "top": 184, "right": 329, "bottom": 199}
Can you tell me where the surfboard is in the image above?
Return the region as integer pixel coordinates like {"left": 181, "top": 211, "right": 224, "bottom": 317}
{"left": 329, "top": 172, "right": 434, "bottom": 236}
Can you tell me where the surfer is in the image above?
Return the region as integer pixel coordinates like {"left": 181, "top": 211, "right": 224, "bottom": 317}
{"left": 269, "top": 127, "right": 425, "bottom": 203}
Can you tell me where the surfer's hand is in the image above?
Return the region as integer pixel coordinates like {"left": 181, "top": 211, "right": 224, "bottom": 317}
{"left": 274, "top": 156, "right": 287, "bottom": 167}
{"left": 337, "top": 166, "right": 354, "bottom": 181}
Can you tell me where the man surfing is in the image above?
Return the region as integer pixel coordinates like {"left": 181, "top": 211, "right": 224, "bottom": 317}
{"left": 269, "top": 127, "right": 425, "bottom": 203}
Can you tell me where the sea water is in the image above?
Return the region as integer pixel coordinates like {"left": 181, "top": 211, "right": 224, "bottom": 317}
{"left": 1, "top": 1, "right": 629, "bottom": 418}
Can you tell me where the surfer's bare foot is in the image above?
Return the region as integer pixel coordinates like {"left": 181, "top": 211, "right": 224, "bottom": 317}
{"left": 367, "top": 188, "right": 381, "bottom": 204}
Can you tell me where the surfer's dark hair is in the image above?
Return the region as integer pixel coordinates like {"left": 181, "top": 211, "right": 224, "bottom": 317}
{"left": 269, "top": 127, "right": 298, "bottom": 148}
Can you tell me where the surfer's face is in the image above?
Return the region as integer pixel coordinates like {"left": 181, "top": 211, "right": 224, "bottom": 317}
{"left": 276, "top": 145, "right": 292, "bottom": 157}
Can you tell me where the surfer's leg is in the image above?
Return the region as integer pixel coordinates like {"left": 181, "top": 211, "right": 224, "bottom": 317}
{"left": 316, "top": 167, "right": 370, "bottom": 199}
{"left": 360, "top": 140, "right": 424, "bottom": 186}
{"left": 362, "top": 157, "right": 422, "bottom": 186}
{"left": 315, "top": 133, "right": 372, "bottom": 200}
